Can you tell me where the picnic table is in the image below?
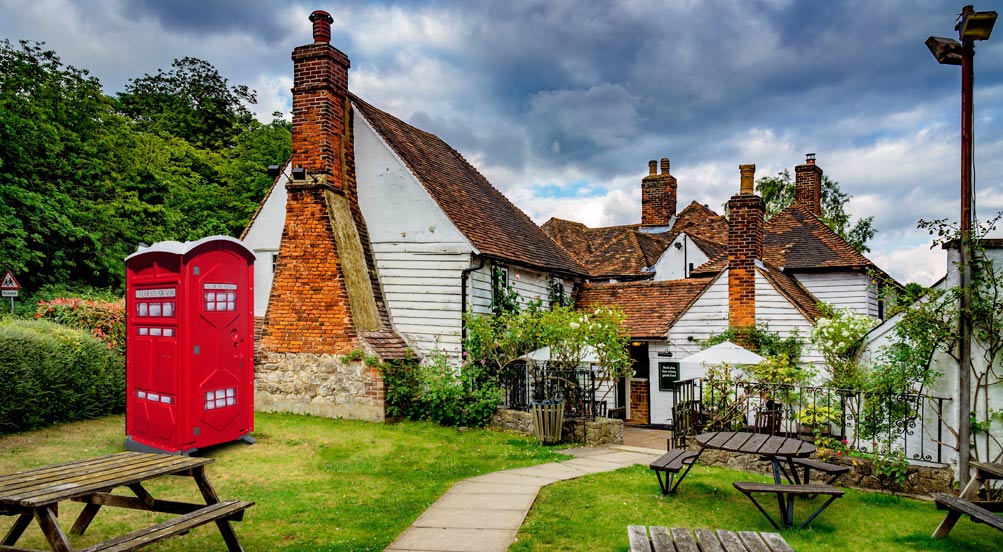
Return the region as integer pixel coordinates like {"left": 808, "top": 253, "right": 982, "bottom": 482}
{"left": 0, "top": 451, "right": 253, "bottom": 551}
{"left": 932, "top": 462, "right": 1003, "bottom": 538}
{"left": 658, "top": 431, "right": 843, "bottom": 529}
{"left": 628, "top": 525, "right": 793, "bottom": 552}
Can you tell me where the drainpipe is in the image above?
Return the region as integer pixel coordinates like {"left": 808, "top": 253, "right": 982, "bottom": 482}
{"left": 460, "top": 255, "right": 486, "bottom": 349}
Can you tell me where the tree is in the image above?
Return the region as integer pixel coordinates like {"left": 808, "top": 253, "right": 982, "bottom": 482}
{"left": 756, "top": 169, "right": 876, "bottom": 253}
{"left": 116, "top": 57, "right": 256, "bottom": 150}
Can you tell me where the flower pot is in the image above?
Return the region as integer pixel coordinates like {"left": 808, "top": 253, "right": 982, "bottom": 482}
{"left": 531, "top": 400, "right": 565, "bottom": 444}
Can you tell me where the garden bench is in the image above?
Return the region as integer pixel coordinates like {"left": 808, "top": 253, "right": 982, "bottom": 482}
{"left": 789, "top": 457, "right": 850, "bottom": 485}
{"left": 627, "top": 525, "right": 793, "bottom": 552}
{"left": 649, "top": 449, "right": 699, "bottom": 495}
{"left": 82, "top": 500, "right": 254, "bottom": 552}
{"left": 732, "top": 482, "right": 843, "bottom": 529}
{"left": 933, "top": 461, "right": 1003, "bottom": 538}
{"left": 932, "top": 493, "right": 1003, "bottom": 535}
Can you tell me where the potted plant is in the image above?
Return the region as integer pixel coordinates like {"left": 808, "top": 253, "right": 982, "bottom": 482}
{"left": 798, "top": 404, "right": 837, "bottom": 440}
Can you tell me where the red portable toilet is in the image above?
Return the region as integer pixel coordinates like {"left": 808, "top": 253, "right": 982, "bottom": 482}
{"left": 124, "top": 236, "right": 255, "bottom": 454}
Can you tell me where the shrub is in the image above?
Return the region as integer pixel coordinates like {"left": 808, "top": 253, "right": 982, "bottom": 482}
{"left": 35, "top": 297, "right": 125, "bottom": 353}
{"left": 0, "top": 319, "right": 125, "bottom": 434}
{"left": 382, "top": 349, "right": 502, "bottom": 427}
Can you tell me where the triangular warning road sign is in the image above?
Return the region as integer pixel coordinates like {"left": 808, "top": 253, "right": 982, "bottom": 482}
{"left": 0, "top": 271, "right": 20, "bottom": 290}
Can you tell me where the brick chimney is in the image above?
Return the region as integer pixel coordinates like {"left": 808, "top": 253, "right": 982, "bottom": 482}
{"left": 795, "top": 153, "right": 823, "bottom": 216}
{"left": 262, "top": 10, "right": 360, "bottom": 354}
{"left": 641, "top": 157, "right": 677, "bottom": 227}
{"left": 728, "top": 164, "right": 764, "bottom": 334}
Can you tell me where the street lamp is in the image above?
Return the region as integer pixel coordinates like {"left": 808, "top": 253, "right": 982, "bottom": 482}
{"left": 926, "top": 4, "right": 997, "bottom": 489}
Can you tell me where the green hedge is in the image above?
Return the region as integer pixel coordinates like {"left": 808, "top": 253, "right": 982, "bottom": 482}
{"left": 0, "top": 319, "right": 125, "bottom": 434}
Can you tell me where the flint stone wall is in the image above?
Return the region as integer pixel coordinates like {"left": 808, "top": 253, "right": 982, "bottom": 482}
{"left": 489, "top": 408, "right": 623, "bottom": 446}
{"left": 255, "top": 351, "right": 384, "bottom": 422}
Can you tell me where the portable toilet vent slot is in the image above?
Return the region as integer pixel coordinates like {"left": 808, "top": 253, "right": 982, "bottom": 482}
{"left": 124, "top": 236, "right": 255, "bottom": 455}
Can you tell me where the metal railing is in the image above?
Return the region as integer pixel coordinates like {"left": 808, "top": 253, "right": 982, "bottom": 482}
{"left": 501, "top": 363, "right": 617, "bottom": 418}
{"left": 671, "top": 378, "right": 952, "bottom": 464}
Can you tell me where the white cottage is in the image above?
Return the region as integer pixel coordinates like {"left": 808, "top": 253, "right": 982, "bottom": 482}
{"left": 558, "top": 156, "right": 897, "bottom": 425}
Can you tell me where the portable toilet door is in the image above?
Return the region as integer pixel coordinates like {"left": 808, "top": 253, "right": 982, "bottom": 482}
{"left": 183, "top": 238, "right": 255, "bottom": 450}
{"left": 125, "top": 236, "right": 254, "bottom": 454}
{"left": 125, "top": 248, "right": 183, "bottom": 453}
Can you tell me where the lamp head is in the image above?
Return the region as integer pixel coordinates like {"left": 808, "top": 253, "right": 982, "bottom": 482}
{"left": 926, "top": 36, "right": 963, "bottom": 65}
{"left": 958, "top": 8, "right": 997, "bottom": 41}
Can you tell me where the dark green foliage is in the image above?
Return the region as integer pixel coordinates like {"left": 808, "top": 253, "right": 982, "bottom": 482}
{"left": 755, "top": 169, "right": 876, "bottom": 253}
{"left": 0, "top": 41, "right": 291, "bottom": 292}
{"left": 703, "top": 323, "right": 804, "bottom": 364}
{"left": 381, "top": 353, "right": 502, "bottom": 428}
{"left": 0, "top": 319, "right": 124, "bottom": 434}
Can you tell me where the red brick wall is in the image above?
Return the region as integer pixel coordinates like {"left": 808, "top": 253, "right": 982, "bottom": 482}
{"left": 727, "top": 167, "right": 764, "bottom": 333}
{"left": 260, "top": 30, "right": 360, "bottom": 355}
{"left": 795, "top": 159, "right": 823, "bottom": 216}
{"left": 628, "top": 379, "right": 650, "bottom": 425}
{"left": 641, "top": 158, "right": 677, "bottom": 227}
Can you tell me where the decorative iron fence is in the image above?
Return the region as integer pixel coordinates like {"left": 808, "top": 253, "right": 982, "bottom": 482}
{"left": 671, "top": 378, "right": 952, "bottom": 464}
{"left": 501, "top": 363, "right": 615, "bottom": 418}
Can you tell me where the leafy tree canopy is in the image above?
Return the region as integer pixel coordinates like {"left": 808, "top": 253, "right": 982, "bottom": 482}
{"left": 0, "top": 41, "right": 290, "bottom": 292}
{"left": 116, "top": 57, "right": 256, "bottom": 150}
{"left": 755, "top": 169, "right": 876, "bottom": 253}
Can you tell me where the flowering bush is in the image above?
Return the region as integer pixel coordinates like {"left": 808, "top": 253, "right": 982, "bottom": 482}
{"left": 810, "top": 304, "right": 876, "bottom": 388}
{"left": 35, "top": 297, "right": 126, "bottom": 353}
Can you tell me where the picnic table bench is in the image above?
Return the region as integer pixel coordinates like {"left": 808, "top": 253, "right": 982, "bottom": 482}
{"left": 0, "top": 452, "right": 252, "bottom": 551}
{"left": 732, "top": 482, "right": 844, "bottom": 530}
{"left": 649, "top": 449, "right": 699, "bottom": 495}
{"left": 788, "top": 457, "right": 849, "bottom": 486}
{"left": 628, "top": 525, "right": 793, "bottom": 552}
{"left": 933, "top": 461, "right": 1003, "bottom": 538}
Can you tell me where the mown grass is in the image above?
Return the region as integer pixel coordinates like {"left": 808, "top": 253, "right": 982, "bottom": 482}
{"left": 0, "top": 413, "right": 566, "bottom": 551}
{"left": 512, "top": 463, "right": 1002, "bottom": 551}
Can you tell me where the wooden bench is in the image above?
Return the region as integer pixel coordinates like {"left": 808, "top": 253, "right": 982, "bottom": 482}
{"left": 650, "top": 449, "right": 699, "bottom": 495}
{"left": 932, "top": 493, "right": 1003, "bottom": 534}
{"left": 82, "top": 499, "right": 254, "bottom": 552}
{"left": 733, "top": 482, "right": 843, "bottom": 529}
{"left": 627, "top": 525, "right": 793, "bottom": 552}
{"left": 790, "top": 457, "right": 850, "bottom": 485}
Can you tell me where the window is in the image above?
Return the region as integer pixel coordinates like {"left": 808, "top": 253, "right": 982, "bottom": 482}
{"left": 204, "top": 283, "right": 237, "bottom": 312}
{"left": 204, "top": 387, "right": 237, "bottom": 410}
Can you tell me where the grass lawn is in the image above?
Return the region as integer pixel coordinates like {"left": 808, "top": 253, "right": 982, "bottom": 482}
{"left": 512, "top": 463, "right": 1002, "bottom": 551}
{"left": 0, "top": 412, "right": 566, "bottom": 551}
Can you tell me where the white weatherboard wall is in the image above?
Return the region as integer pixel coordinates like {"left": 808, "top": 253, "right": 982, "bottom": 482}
{"left": 242, "top": 165, "right": 290, "bottom": 317}
{"left": 795, "top": 272, "right": 878, "bottom": 318}
{"left": 354, "top": 110, "right": 473, "bottom": 357}
{"left": 653, "top": 233, "right": 710, "bottom": 281}
{"left": 651, "top": 269, "right": 823, "bottom": 425}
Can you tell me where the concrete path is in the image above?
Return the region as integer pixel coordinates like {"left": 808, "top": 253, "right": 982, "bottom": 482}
{"left": 385, "top": 445, "right": 662, "bottom": 552}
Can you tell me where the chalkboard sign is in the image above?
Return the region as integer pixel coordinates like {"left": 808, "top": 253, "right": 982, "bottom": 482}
{"left": 658, "top": 361, "right": 680, "bottom": 391}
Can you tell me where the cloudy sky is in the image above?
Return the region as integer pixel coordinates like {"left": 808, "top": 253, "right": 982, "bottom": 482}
{"left": 4, "top": 0, "right": 1003, "bottom": 285}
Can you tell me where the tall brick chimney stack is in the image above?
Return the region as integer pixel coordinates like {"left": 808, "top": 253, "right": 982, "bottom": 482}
{"left": 795, "top": 153, "right": 823, "bottom": 216}
{"left": 262, "top": 10, "right": 360, "bottom": 354}
{"left": 641, "top": 156, "right": 677, "bottom": 227}
{"left": 728, "top": 164, "right": 764, "bottom": 335}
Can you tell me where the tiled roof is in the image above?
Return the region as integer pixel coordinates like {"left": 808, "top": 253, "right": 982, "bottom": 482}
{"left": 575, "top": 277, "right": 714, "bottom": 338}
{"left": 764, "top": 207, "right": 874, "bottom": 270}
{"left": 351, "top": 94, "right": 586, "bottom": 276}
{"left": 543, "top": 201, "right": 728, "bottom": 280}
{"left": 690, "top": 205, "right": 882, "bottom": 277}
{"left": 361, "top": 329, "right": 412, "bottom": 361}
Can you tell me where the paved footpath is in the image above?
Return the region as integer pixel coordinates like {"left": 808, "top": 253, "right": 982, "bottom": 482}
{"left": 385, "top": 445, "right": 662, "bottom": 552}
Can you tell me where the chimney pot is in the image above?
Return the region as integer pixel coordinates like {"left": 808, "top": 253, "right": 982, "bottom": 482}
{"left": 806, "top": 152, "right": 816, "bottom": 165}
{"left": 648, "top": 160, "right": 657, "bottom": 175}
{"left": 309, "top": 10, "right": 334, "bottom": 44}
{"left": 660, "top": 157, "right": 670, "bottom": 175}
{"left": 739, "top": 164, "right": 756, "bottom": 194}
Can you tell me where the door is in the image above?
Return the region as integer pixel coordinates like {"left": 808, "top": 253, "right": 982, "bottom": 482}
{"left": 188, "top": 247, "right": 250, "bottom": 448}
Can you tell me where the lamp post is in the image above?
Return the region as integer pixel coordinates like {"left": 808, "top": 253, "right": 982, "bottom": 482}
{"left": 926, "top": 4, "right": 996, "bottom": 488}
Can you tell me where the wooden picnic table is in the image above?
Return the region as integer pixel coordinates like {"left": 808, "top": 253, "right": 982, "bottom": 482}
{"left": 628, "top": 525, "right": 793, "bottom": 552}
{"left": 667, "top": 432, "right": 841, "bottom": 530}
{"left": 932, "top": 462, "right": 1003, "bottom": 538}
{"left": 0, "top": 451, "right": 252, "bottom": 551}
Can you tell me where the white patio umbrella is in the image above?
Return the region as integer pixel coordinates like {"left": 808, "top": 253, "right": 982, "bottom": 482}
{"left": 678, "top": 341, "right": 764, "bottom": 381}
{"left": 522, "top": 345, "right": 601, "bottom": 364}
